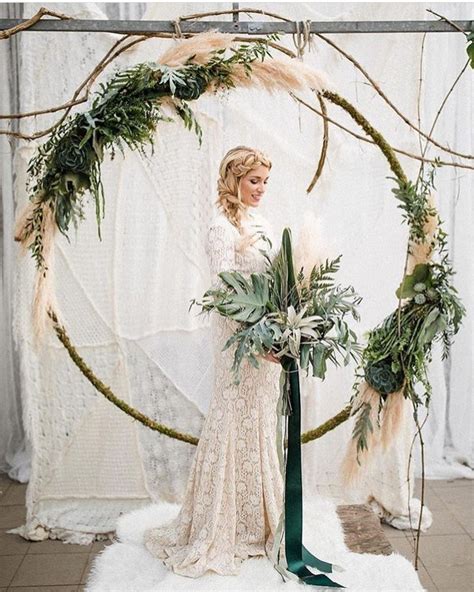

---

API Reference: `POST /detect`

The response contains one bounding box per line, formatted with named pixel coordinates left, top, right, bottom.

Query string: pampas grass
left=407, top=193, right=438, bottom=274
left=293, top=211, right=333, bottom=284
left=342, top=382, right=408, bottom=485
left=341, top=381, right=381, bottom=485
left=159, top=30, right=328, bottom=95
left=159, top=30, right=235, bottom=67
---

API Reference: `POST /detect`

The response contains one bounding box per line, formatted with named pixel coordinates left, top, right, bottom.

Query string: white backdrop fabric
left=1, top=2, right=472, bottom=543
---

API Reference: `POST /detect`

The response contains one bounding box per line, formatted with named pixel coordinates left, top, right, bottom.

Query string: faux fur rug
left=85, top=497, right=423, bottom=591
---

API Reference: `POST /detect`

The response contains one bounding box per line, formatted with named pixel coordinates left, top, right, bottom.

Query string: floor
left=0, top=473, right=472, bottom=591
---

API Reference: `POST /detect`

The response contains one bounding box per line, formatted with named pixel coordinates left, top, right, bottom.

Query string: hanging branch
left=306, top=92, right=329, bottom=193
left=1, top=5, right=471, bottom=167
left=0, top=6, right=71, bottom=40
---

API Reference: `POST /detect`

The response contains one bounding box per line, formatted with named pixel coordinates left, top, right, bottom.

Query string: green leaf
left=396, top=263, right=431, bottom=299
left=311, top=343, right=328, bottom=378
left=467, top=31, right=474, bottom=68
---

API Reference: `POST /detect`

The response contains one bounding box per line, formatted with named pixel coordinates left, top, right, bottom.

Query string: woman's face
left=239, top=165, right=270, bottom=208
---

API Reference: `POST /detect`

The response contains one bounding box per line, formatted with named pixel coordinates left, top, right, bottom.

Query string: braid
left=216, top=146, right=272, bottom=233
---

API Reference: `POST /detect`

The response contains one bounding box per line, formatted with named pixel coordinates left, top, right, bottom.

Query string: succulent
left=365, top=357, right=405, bottom=396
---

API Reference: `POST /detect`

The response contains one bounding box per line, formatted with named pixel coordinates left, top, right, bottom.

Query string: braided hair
left=216, top=146, right=272, bottom=232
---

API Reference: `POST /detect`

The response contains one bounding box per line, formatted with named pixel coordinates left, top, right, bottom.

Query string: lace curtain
left=1, top=2, right=472, bottom=542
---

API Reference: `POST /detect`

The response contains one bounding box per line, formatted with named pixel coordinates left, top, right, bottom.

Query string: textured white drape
left=1, top=2, right=472, bottom=542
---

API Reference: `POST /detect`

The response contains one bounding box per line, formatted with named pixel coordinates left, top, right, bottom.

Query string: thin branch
left=290, top=92, right=474, bottom=171
left=0, top=6, right=71, bottom=40
left=306, top=92, right=329, bottom=192
left=179, top=7, right=291, bottom=23
left=419, top=58, right=471, bottom=175
left=412, top=407, right=426, bottom=570
left=426, top=8, right=468, bottom=36
left=315, top=33, right=474, bottom=161
left=0, top=34, right=158, bottom=139
left=0, top=31, right=294, bottom=134
left=406, top=410, right=429, bottom=570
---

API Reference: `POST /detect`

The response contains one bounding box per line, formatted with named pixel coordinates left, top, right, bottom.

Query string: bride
left=143, top=145, right=286, bottom=577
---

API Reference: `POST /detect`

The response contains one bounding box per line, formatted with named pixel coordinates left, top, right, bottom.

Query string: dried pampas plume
left=341, top=382, right=381, bottom=486
left=293, top=211, right=333, bottom=284
left=341, top=382, right=407, bottom=486
left=14, top=199, right=60, bottom=343
left=159, top=30, right=328, bottom=95
left=159, top=30, right=236, bottom=67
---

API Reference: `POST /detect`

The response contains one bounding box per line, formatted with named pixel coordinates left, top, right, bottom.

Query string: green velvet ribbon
left=277, top=357, right=344, bottom=588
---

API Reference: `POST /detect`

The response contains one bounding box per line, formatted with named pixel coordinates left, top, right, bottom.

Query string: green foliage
left=191, top=227, right=362, bottom=384
left=349, top=164, right=466, bottom=458
left=352, top=402, right=374, bottom=457
left=23, top=39, right=274, bottom=271
left=467, top=30, right=474, bottom=68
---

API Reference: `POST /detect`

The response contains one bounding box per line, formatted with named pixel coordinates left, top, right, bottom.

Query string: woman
left=144, top=146, right=284, bottom=578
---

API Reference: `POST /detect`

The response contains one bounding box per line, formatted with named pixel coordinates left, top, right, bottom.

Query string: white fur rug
left=85, top=497, right=423, bottom=591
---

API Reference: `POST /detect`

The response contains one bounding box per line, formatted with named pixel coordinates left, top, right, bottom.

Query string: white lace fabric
left=143, top=212, right=285, bottom=577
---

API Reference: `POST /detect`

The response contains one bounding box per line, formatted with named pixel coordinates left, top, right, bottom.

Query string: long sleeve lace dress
left=143, top=210, right=284, bottom=578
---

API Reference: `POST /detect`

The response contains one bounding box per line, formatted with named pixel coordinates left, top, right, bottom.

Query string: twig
left=179, top=7, right=291, bottom=23
left=406, top=411, right=429, bottom=568
left=306, top=92, right=329, bottom=192
left=0, top=34, right=158, bottom=139
left=412, top=406, right=426, bottom=570
left=315, top=33, right=474, bottom=161
left=0, top=32, right=294, bottom=136
left=416, top=33, right=427, bottom=180
left=418, top=58, right=471, bottom=177
left=0, top=6, right=71, bottom=40
left=426, top=8, right=468, bottom=36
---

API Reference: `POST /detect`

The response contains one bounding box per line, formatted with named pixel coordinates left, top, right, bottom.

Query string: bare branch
left=315, top=33, right=474, bottom=161
left=0, top=6, right=71, bottom=40
left=426, top=8, right=468, bottom=36
left=306, top=92, right=329, bottom=192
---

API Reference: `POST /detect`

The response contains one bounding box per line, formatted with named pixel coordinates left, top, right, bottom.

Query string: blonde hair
left=216, top=146, right=272, bottom=231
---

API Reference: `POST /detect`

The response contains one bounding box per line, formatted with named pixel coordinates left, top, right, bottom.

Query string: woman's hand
left=262, top=351, right=281, bottom=364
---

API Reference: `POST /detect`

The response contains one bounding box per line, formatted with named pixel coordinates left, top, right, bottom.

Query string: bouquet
left=191, top=227, right=362, bottom=386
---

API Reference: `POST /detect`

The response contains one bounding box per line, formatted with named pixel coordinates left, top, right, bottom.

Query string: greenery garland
left=19, top=35, right=465, bottom=453
left=24, top=39, right=275, bottom=271
left=348, top=164, right=466, bottom=457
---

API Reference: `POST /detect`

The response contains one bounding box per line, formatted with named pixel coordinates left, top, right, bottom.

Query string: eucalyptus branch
left=0, top=6, right=71, bottom=40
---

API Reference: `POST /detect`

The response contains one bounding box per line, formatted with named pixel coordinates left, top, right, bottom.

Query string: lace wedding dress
left=143, top=210, right=284, bottom=578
